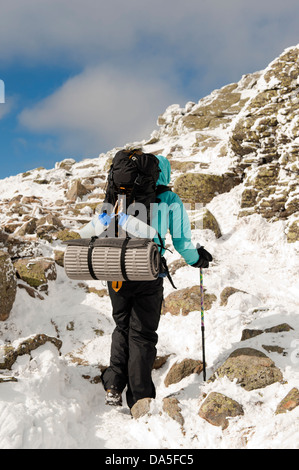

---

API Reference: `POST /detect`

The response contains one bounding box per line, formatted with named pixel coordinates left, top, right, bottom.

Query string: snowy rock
left=17, top=283, right=45, bottom=300
left=36, top=214, right=64, bottom=229
left=162, top=286, right=216, bottom=316
left=181, top=83, right=243, bottom=131
left=286, top=219, right=299, bottom=243
left=0, top=334, right=62, bottom=370
left=66, top=180, right=89, bottom=201
left=241, top=323, right=294, bottom=341
left=200, top=208, right=222, bottom=238
left=162, top=396, right=184, bottom=426
left=55, top=158, right=76, bottom=171
left=220, top=286, right=248, bottom=306
left=174, top=173, right=241, bottom=205
left=275, top=388, right=299, bottom=414
left=209, top=348, right=283, bottom=391
left=0, top=250, right=17, bottom=321
left=13, top=257, right=57, bottom=293
left=5, top=236, right=42, bottom=259
left=0, top=230, right=9, bottom=245
left=199, top=392, right=244, bottom=430
left=131, top=398, right=152, bottom=419
left=14, top=218, right=37, bottom=237
left=153, top=354, right=171, bottom=370
left=54, top=250, right=65, bottom=267
left=52, top=229, right=80, bottom=241
left=164, top=358, right=203, bottom=387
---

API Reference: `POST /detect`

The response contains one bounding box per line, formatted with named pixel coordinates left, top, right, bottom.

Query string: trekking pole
left=200, top=267, right=206, bottom=381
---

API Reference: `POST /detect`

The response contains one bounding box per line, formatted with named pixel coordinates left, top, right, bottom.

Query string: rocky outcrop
left=0, top=250, right=17, bottom=321
left=230, top=49, right=299, bottom=236
left=174, top=173, right=241, bottom=205
left=152, top=46, right=299, bottom=241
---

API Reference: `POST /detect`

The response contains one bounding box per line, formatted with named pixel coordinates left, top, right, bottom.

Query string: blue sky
left=0, top=0, right=299, bottom=179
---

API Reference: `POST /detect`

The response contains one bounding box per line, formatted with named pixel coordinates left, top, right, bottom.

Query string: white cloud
left=0, top=95, right=17, bottom=120
left=5, top=0, right=299, bottom=156
left=1, top=1, right=299, bottom=77
left=18, top=65, right=184, bottom=154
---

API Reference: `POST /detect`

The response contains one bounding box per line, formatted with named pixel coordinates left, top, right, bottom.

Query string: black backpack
left=104, top=149, right=161, bottom=218
left=102, top=149, right=176, bottom=288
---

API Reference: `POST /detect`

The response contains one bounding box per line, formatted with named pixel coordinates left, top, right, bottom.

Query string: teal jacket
left=151, top=155, right=200, bottom=266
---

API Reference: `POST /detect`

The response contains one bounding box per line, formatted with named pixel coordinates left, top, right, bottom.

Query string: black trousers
left=101, top=277, right=164, bottom=409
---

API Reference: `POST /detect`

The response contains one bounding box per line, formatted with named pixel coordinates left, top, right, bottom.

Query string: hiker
left=100, top=150, right=213, bottom=409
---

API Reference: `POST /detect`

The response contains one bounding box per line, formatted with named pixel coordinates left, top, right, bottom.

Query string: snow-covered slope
left=0, top=45, right=298, bottom=450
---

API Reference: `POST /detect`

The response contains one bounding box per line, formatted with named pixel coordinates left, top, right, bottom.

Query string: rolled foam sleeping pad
left=63, top=237, right=160, bottom=281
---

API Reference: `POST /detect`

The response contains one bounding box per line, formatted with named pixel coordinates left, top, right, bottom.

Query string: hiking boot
left=105, top=387, right=122, bottom=407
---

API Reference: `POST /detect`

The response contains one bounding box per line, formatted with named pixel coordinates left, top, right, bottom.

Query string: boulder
left=0, top=230, right=9, bottom=246
left=13, top=257, right=57, bottom=292
left=162, top=396, right=185, bottom=426
left=66, top=180, right=89, bottom=201
left=131, top=398, right=152, bottom=419
left=162, top=285, right=216, bottom=316
left=36, top=224, right=57, bottom=241
left=14, top=218, right=37, bottom=236
left=53, top=229, right=81, bottom=241
left=54, top=250, right=65, bottom=267
left=56, top=158, right=76, bottom=171
left=199, top=392, right=244, bottom=430
left=164, top=358, right=203, bottom=387
left=275, top=388, right=299, bottom=414
left=201, top=208, right=222, bottom=238
left=0, top=250, right=17, bottom=321
left=36, top=214, right=64, bottom=229
left=153, top=354, right=171, bottom=370
left=209, top=348, right=283, bottom=391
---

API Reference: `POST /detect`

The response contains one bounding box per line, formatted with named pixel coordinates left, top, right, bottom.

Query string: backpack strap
left=156, top=232, right=177, bottom=289
left=160, top=256, right=177, bottom=289
left=156, top=185, right=172, bottom=196
left=87, top=236, right=99, bottom=280
left=120, top=236, right=130, bottom=281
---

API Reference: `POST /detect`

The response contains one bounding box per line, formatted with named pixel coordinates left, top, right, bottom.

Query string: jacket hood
left=155, top=155, right=171, bottom=186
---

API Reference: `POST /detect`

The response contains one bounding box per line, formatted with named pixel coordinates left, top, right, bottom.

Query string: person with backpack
left=100, top=149, right=213, bottom=409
